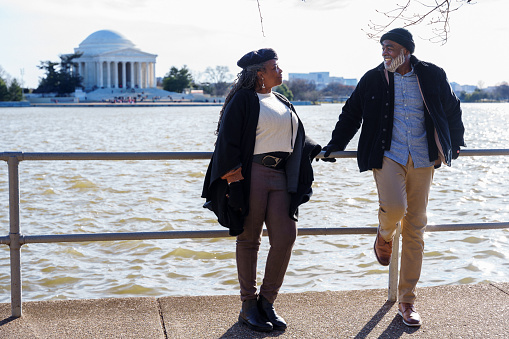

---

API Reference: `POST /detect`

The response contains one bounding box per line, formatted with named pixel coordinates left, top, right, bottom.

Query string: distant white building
left=450, top=82, right=477, bottom=94
left=288, top=72, right=357, bottom=89
left=71, top=30, right=157, bottom=91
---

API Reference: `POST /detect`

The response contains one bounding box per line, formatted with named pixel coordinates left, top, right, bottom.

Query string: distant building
left=450, top=82, right=477, bottom=95
left=71, top=30, right=158, bottom=91
left=288, top=72, right=357, bottom=89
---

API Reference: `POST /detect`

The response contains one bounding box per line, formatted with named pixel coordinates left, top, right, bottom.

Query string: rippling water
left=0, top=103, right=508, bottom=302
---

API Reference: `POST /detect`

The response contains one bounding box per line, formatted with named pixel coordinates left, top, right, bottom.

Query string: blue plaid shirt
left=384, top=68, right=434, bottom=168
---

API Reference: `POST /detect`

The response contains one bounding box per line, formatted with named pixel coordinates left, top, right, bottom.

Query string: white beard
left=384, top=49, right=406, bottom=73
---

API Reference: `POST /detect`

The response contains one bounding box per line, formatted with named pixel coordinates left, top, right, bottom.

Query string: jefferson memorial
left=73, top=30, right=157, bottom=91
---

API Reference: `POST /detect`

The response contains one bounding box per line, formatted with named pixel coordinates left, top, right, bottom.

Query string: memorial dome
left=77, top=30, right=136, bottom=55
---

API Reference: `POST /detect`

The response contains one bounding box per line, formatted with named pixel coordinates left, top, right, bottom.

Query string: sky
left=1, top=0, right=508, bottom=89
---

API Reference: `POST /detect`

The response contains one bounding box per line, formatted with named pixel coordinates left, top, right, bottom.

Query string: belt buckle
left=262, top=155, right=281, bottom=168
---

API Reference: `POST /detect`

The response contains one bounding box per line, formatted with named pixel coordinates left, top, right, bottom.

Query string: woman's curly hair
left=216, top=62, right=266, bottom=134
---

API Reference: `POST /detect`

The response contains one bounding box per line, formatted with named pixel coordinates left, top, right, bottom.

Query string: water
left=0, top=103, right=508, bottom=302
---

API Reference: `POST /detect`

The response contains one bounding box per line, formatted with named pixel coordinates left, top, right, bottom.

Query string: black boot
left=258, top=294, right=287, bottom=331
left=238, top=299, right=273, bottom=332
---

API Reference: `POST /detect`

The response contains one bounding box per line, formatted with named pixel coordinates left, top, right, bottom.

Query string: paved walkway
left=1, top=282, right=508, bottom=338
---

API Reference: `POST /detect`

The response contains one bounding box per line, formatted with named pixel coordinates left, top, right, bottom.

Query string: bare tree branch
left=363, top=0, right=474, bottom=45
left=257, top=0, right=306, bottom=37
left=257, top=0, right=265, bottom=37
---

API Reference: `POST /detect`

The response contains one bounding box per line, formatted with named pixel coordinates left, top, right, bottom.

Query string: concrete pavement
left=1, top=282, right=508, bottom=338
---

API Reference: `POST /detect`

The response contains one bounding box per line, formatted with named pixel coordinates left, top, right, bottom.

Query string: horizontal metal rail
left=2, top=148, right=509, bottom=162
left=0, top=151, right=213, bottom=161
left=1, top=149, right=509, bottom=318
left=1, top=223, right=509, bottom=246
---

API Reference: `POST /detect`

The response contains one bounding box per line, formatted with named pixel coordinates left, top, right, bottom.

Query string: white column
left=95, top=61, right=100, bottom=89
left=106, top=62, right=111, bottom=88
left=129, top=62, right=134, bottom=89
left=122, top=62, right=126, bottom=89
left=145, top=62, right=149, bottom=89
left=86, top=62, right=91, bottom=89
left=151, top=62, right=156, bottom=88
left=141, top=62, right=145, bottom=88
left=137, top=62, right=142, bottom=88
left=99, top=61, right=104, bottom=88
left=80, top=62, right=85, bottom=87
left=147, top=62, right=151, bottom=88
left=114, top=62, right=119, bottom=88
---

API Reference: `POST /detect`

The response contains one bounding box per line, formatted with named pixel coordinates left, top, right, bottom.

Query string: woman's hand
left=227, top=181, right=245, bottom=212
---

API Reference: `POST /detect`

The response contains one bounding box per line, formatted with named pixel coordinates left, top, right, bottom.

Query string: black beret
left=237, top=48, right=278, bottom=69
left=380, top=28, right=415, bottom=54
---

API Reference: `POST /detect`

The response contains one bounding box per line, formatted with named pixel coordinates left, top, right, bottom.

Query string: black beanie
left=380, top=28, right=415, bottom=54
left=237, top=48, right=278, bottom=69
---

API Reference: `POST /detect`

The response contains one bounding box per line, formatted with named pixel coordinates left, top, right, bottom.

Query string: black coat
left=327, top=55, right=465, bottom=172
left=202, top=88, right=321, bottom=236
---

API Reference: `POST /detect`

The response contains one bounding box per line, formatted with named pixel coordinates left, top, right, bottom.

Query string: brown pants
left=373, top=156, right=434, bottom=303
left=236, top=162, right=297, bottom=304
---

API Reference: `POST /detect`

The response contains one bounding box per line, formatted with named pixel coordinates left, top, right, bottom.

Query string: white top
left=253, top=92, right=298, bottom=155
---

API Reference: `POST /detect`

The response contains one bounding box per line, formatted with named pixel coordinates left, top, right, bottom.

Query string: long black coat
left=202, top=88, right=321, bottom=235
left=327, top=55, right=465, bottom=172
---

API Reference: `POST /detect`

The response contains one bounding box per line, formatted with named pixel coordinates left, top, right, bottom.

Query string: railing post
left=8, top=155, right=22, bottom=318
left=388, top=224, right=401, bottom=302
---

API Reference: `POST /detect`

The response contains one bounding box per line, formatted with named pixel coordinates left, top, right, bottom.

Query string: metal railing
left=1, top=149, right=509, bottom=318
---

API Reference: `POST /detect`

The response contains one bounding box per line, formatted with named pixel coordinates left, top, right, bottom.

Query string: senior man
left=322, top=28, right=465, bottom=326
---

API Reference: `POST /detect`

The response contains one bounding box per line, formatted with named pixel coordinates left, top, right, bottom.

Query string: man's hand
left=320, top=144, right=341, bottom=162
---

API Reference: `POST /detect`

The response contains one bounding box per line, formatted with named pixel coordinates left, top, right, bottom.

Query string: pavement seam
left=489, top=283, right=509, bottom=296
left=157, top=298, right=168, bottom=339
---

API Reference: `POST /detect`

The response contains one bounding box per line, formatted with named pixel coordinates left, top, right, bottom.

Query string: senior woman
left=202, top=48, right=321, bottom=332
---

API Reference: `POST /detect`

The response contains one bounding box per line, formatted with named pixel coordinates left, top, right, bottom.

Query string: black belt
left=252, top=152, right=290, bottom=169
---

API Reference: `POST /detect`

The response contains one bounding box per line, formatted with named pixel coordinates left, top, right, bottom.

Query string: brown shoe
left=398, top=303, right=422, bottom=327
left=374, top=228, right=392, bottom=266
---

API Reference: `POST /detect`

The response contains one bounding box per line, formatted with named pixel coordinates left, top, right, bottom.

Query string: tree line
left=33, top=53, right=83, bottom=95
left=0, top=66, right=23, bottom=101
left=162, top=66, right=509, bottom=102
left=458, top=83, right=509, bottom=102
left=161, top=65, right=355, bottom=102
left=160, top=65, right=233, bottom=97
left=1, top=53, right=84, bottom=101
left=4, top=59, right=508, bottom=103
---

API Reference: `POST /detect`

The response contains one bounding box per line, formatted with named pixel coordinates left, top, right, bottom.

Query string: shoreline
left=29, top=101, right=223, bottom=107
left=1, top=101, right=318, bottom=107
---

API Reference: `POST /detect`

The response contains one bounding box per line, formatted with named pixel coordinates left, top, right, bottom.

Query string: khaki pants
left=373, top=156, right=434, bottom=303
left=236, top=163, right=297, bottom=304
